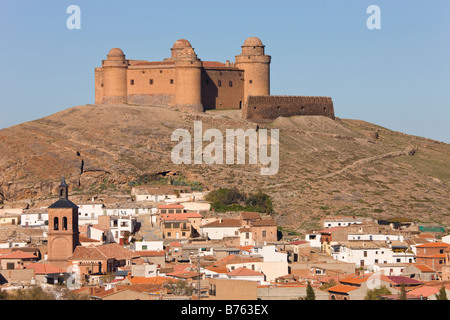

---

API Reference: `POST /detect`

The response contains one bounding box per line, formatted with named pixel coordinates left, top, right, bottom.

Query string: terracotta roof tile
left=227, top=266, right=264, bottom=277
left=327, top=284, right=359, bottom=294
left=416, top=242, right=449, bottom=248
left=201, top=219, right=242, bottom=228
left=0, top=250, right=38, bottom=260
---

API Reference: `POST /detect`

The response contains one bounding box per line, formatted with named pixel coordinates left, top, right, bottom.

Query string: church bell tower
left=47, top=176, right=80, bottom=268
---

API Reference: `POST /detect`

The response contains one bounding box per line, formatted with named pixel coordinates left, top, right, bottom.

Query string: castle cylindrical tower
left=174, top=42, right=203, bottom=113
left=101, top=48, right=128, bottom=104
left=235, top=37, right=271, bottom=103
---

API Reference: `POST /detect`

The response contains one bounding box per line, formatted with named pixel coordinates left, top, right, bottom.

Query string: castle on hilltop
left=95, top=37, right=335, bottom=121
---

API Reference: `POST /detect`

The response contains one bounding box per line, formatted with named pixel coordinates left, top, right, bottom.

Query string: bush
left=206, top=188, right=273, bottom=214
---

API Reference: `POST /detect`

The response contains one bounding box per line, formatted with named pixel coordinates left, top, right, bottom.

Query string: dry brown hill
left=0, top=104, right=449, bottom=233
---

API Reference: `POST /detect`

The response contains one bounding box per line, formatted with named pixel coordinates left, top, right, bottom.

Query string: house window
left=142, top=245, right=148, bottom=250
left=218, top=80, right=222, bottom=87
left=149, top=79, right=153, bottom=85
left=209, top=285, right=216, bottom=296
left=364, top=251, right=367, bottom=257
left=249, top=80, right=253, bottom=84
left=262, top=231, right=267, bottom=238
left=229, top=81, right=233, bottom=87
left=130, top=79, right=134, bottom=85
left=170, top=79, right=174, bottom=84
left=167, top=232, right=171, bottom=237
left=396, top=258, right=401, bottom=263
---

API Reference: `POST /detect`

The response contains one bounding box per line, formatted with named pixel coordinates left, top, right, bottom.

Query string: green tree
left=304, top=281, right=316, bottom=300
left=398, top=282, right=407, bottom=300
left=364, top=286, right=392, bottom=300
left=435, top=285, right=448, bottom=300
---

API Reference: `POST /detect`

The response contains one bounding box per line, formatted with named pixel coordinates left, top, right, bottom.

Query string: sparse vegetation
left=206, top=188, right=273, bottom=214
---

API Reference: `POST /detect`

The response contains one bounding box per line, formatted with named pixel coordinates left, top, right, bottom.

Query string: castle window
left=249, top=80, right=253, bottom=84
left=229, top=81, right=233, bottom=87
left=130, top=79, right=135, bottom=85
left=160, top=70, right=163, bottom=73
left=149, top=79, right=153, bottom=85
left=54, top=217, right=59, bottom=231
left=142, top=71, right=145, bottom=74
left=218, top=80, right=222, bottom=87
left=63, top=217, right=68, bottom=231
left=101, top=83, right=103, bottom=87
left=170, top=79, right=174, bottom=84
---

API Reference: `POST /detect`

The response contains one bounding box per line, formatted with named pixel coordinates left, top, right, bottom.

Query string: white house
left=0, top=241, right=28, bottom=249
left=322, top=216, right=366, bottom=228
left=200, top=218, right=242, bottom=240
left=348, top=233, right=404, bottom=242
left=110, top=216, right=136, bottom=244
left=332, top=242, right=389, bottom=268
left=78, top=203, right=105, bottom=220
left=332, top=241, right=414, bottom=268
left=442, top=235, right=450, bottom=245
left=226, top=266, right=266, bottom=283
left=21, top=211, right=48, bottom=227
left=251, top=245, right=287, bottom=263
left=134, top=241, right=164, bottom=251
left=373, top=263, right=409, bottom=276
left=239, top=227, right=255, bottom=246
left=304, top=233, right=322, bottom=248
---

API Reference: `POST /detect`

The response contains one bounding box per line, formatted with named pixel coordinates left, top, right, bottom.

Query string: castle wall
left=201, top=68, right=244, bottom=110
left=95, top=68, right=103, bottom=105
left=102, top=64, right=128, bottom=104
left=126, top=66, right=176, bottom=106
left=243, top=95, right=335, bottom=121
left=175, top=61, right=203, bottom=113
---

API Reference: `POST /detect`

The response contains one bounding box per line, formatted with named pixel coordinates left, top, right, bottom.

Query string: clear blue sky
left=0, top=0, right=449, bottom=142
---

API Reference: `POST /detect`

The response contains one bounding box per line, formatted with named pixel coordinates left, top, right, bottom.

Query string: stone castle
left=95, top=37, right=335, bottom=121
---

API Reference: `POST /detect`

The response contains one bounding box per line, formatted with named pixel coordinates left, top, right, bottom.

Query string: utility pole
left=197, top=254, right=201, bottom=300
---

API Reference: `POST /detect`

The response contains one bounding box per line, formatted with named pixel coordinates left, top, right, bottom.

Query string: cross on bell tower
left=59, top=176, right=69, bottom=199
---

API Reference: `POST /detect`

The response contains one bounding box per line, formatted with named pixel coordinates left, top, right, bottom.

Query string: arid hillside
left=0, top=104, right=449, bottom=233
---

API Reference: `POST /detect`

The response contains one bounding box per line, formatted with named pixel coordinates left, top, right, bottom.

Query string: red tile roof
left=69, top=243, right=137, bottom=261
left=24, top=263, right=66, bottom=274
left=201, top=219, right=242, bottom=228
left=407, top=286, right=440, bottom=298
left=385, top=276, right=422, bottom=285
left=135, top=250, right=165, bottom=257
left=416, top=242, right=449, bottom=248
left=227, top=266, right=264, bottom=277
left=158, top=204, right=184, bottom=209
left=412, top=264, right=436, bottom=272
left=0, top=250, right=38, bottom=260
left=327, top=284, right=359, bottom=294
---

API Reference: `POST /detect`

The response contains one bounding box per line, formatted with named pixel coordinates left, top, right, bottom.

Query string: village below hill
left=0, top=180, right=449, bottom=301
